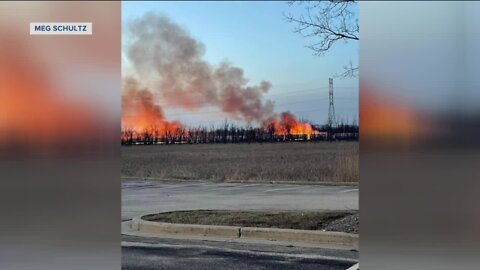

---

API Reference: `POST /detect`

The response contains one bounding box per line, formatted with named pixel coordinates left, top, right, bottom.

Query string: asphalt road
left=122, top=180, right=358, bottom=220
left=122, top=235, right=358, bottom=270
left=122, top=180, right=359, bottom=269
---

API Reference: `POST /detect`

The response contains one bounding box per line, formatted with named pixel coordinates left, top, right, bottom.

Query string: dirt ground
left=143, top=210, right=359, bottom=233
left=122, top=142, right=358, bottom=182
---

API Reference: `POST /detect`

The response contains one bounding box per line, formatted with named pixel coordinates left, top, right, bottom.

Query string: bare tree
left=121, top=120, right=359, bottom=145
left=285, top=0, right=358, bottom=77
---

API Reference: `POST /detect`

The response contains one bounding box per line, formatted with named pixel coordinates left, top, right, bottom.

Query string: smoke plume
left=123, top=12, right=275, bottom=128
left=122, top=77, right=181, bottom=132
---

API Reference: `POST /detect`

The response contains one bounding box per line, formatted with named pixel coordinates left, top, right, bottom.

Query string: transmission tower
left=327, top=78, right=337, bottom=128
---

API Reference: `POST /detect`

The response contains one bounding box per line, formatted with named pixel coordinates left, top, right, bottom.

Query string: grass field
left=122, top=142, right=358, bottom=182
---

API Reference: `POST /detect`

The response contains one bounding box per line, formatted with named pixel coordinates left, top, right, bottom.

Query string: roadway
left=122, top=235, right=358, bottom=270
left=121, top=179, right=359, bottom=269
left=122, top=180, right=358, bottom=221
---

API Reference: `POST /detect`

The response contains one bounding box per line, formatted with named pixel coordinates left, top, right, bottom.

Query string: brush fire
left=121, top=13, right=357, bottom=145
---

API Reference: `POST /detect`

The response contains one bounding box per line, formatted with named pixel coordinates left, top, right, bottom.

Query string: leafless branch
left=285, top=0, right=358, bottom=77
left=334, top=60, right=358, bottom=78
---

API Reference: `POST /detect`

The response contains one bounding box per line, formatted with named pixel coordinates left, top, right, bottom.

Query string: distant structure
left=327, top=78, right=337, bottom=128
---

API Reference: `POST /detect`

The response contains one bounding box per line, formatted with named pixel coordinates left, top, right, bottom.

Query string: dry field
left=143, top=210, right=359, bottom=233
left=122, top=142, right=358, bottom=182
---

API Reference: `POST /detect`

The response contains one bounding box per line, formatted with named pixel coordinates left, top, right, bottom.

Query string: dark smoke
left=124, top=12, right=275, bottom=123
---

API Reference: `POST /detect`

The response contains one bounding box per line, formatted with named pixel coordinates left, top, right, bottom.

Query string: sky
left=122, top=1, right=358, bottom=126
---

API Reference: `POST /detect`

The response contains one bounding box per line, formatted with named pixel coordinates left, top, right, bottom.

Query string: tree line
left=121, top=122, right=358, bottom=145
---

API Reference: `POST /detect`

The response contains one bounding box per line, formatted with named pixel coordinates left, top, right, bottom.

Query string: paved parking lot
left=122, top=180, right=358, bottom=220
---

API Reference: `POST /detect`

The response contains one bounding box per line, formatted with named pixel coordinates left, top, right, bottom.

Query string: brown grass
left=122, top=142, right=358, bottom=182
left=335, top=143, right=359, bottom=182
left=143, top=210, right=357, bottom=232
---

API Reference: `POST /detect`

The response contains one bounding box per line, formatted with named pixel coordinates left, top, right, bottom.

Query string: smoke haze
left=122, top=12, right=275, bottom=129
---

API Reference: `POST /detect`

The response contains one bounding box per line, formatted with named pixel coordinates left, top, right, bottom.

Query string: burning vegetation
left=121, top=119, right=358, bottom=145
left=121, top=13, right=358, bottom=145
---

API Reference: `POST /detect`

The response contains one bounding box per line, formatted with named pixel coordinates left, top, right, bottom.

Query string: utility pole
left=327, top=78, right=337, bottom=128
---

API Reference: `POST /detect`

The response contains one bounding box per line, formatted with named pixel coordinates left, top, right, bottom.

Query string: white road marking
left=346, top=263, right=359, bottom=270
left=339, top=189, right=358, bottom=193
left=264, top=186, right=309, bottom=192
left=230, top=184, right=262, bottom=189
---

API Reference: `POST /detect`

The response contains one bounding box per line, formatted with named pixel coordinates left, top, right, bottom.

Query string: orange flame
left=263, top=112, right=319, bottom=140
left=121, top=78, right=185, bottom=137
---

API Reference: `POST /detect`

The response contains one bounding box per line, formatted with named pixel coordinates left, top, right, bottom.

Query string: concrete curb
left=132, top=215, right=359, bottom=249
left=122, top=177, right=358, bottom=186
left=241, top=227, right=358, bottom=248
left=132, top=216, right=240, bottom=238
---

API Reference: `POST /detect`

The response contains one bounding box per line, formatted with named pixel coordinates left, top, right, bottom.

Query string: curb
left=132, top=216, right=241, bottom=238
left=241, top=227, right=358, bottom=248
left=132, top=215, right=359, bottom=249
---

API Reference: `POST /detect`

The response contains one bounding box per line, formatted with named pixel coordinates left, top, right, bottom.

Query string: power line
left=131, top=85, right=357, bottom=105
